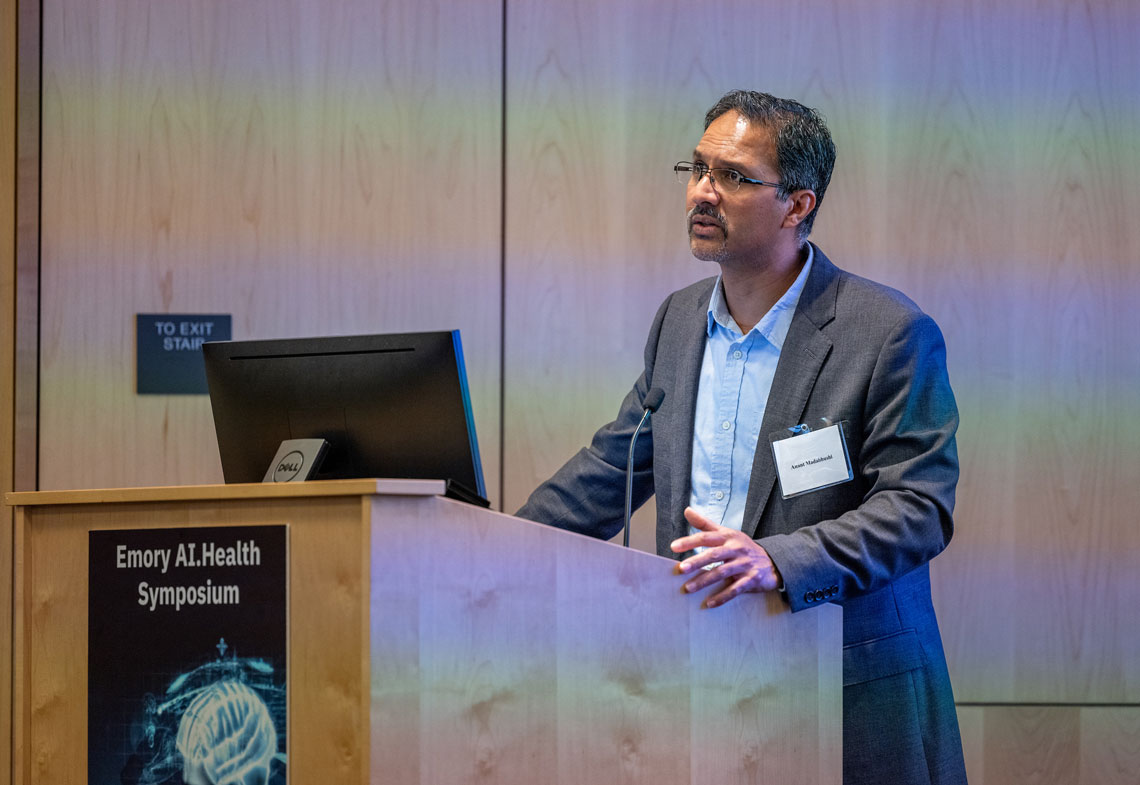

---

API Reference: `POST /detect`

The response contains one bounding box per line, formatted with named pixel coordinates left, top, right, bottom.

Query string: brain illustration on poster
left=88, top=526, right=288, bottom=785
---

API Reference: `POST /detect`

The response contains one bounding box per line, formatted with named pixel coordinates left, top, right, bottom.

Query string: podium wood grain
left=13, top=488, right=384, bottom=784
left=11, top=484, right=840, bottom=785
left=365, top=495, right=841, bottom=784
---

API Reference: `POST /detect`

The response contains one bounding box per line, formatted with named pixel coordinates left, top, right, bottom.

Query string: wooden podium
left=7, top=480, right=841, bottom=784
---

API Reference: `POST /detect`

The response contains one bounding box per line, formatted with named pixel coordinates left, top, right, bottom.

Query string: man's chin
left=689, top=238, right=728, bottom=263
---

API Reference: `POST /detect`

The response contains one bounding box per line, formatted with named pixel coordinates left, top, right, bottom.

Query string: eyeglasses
left=674, top=161, right=781, bottom=192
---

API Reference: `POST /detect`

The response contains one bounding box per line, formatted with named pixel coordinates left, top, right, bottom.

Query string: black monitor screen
left=203, top=330, right=485, bottom=500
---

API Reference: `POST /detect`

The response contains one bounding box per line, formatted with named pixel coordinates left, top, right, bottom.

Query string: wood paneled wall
left=12, top=0, right=38, bottom=499
left=958, top=705, right=1140, bottom=785
left=500, top=2, right=1139, bottom=783
left=2, top=1, right=18, bottom=781
left=18, top=1, right=1140, bottom=783
left=37, top=0, right=504, bottom=504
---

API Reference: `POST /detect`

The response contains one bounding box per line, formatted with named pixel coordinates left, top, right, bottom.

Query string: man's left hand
left=670, top=507, right=782, bottom=608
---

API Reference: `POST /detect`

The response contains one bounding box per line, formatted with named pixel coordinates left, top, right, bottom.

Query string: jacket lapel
left=741, top=245, right=839, bottom=538
left=665, top=279, right=715, bottom=544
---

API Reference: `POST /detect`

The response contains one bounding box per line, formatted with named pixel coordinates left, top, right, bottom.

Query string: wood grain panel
left=13, top=0, right=39, bottom=495
left=1079, top=707, right=1140, bottom=785
left=13, top=494, right=376, bottom=784
left=6, top=476, right=443, bottom=507
left=368, top=498, right=423, bottom=785
left=957, top=705, right=1140, bottom=785
left=13, top=489, right=841, bottom=784
left=369, top=497, right=841, bottom=785
left=689, top=590, right=842, bottom=784
left=987, top=706, right=1081, bottom=784
left=37, top=0, right=503, bottom=504
left=557, top=528, right=690, bottom=784
left=419, top=501, right=558, bottom=784
left=1007, top=1, right=1140, bottom=705
left=956, top=706, right=986, bottom=785
left=287, top=497, right=370, bottom=784
left=2, top=1, right=17, bottom=782
left=876, top=1, right=1024, bottom=704
left=924, top=1, right=1140, bottom=704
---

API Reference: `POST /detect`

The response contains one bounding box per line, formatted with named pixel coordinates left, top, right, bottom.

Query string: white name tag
left=770, top=423, right=853, bottom=498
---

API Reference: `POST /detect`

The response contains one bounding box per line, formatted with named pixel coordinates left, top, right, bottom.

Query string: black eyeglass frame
left=673, top=161, right=782, bottom=191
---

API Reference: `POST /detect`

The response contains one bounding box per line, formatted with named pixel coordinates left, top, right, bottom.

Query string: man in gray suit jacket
left=517, top=90, right=967, bottom=784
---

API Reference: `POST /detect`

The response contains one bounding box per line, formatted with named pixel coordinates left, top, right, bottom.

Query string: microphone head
left=643, top=387, right=665, bottom=413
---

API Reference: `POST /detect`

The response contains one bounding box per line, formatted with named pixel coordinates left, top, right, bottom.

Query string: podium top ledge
left=5, top=478, right=448, bottom=507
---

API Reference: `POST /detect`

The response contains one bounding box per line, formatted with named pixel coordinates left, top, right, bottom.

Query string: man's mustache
left=688, top=204, right=726, bottom=229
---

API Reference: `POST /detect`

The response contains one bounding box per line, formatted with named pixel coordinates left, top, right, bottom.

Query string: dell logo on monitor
left=272, top=451, right=306, bottom=482
left=260, top=438, right=328, bottom=483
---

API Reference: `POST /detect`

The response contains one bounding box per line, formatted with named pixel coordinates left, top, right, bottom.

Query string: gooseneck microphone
left=623, top=387, right=665, bottom=548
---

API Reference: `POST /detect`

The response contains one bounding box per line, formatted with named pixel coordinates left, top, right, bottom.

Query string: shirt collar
left=705, top=243, right=815, bottom=350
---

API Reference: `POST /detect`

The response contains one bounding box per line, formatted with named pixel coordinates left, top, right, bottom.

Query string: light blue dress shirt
left=688, top=246, right=814, bottom=535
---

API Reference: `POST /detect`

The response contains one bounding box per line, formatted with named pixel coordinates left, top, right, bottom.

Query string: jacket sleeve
left=757, top=310, right=959, bottom=611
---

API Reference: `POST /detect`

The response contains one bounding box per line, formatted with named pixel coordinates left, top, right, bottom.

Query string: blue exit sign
left=136, top=314, right=232, bottom=395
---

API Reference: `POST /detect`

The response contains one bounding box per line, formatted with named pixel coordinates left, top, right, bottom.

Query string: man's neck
left=719, top=243, right=808, bottom=334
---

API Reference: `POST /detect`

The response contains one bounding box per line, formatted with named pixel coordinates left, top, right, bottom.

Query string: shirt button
left=733, top=350, right=743, bottom=359
left=714, top=490, right=725, bottom=500
left=721, top=420, right=731, bottom=431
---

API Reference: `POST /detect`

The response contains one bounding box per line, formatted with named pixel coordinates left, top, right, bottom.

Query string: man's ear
left=782, top=189, right=817, bottom=229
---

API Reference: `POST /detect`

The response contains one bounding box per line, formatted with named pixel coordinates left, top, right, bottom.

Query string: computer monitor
left=202, top=330, right=486, bottom=503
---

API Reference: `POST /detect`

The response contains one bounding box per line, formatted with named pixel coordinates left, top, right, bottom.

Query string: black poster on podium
left=88, top=525, right=288, bottom=785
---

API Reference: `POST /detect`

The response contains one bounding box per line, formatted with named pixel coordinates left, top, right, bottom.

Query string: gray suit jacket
left=518, top=246, right=967, bottom=784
